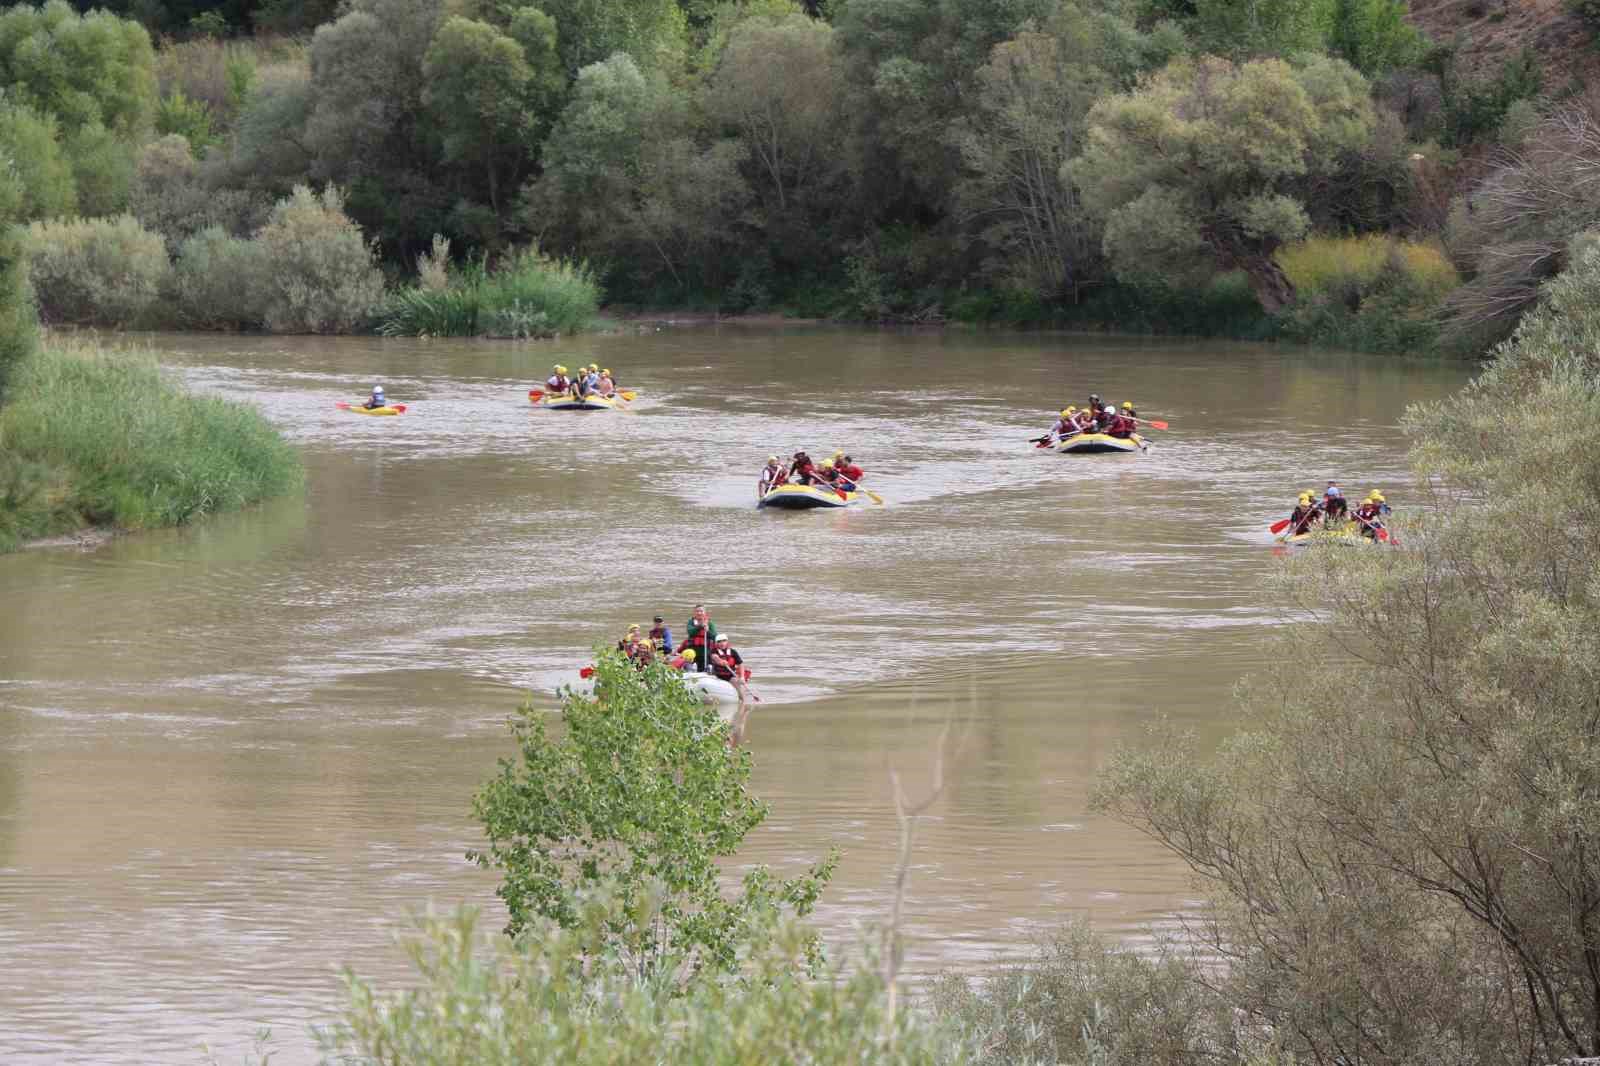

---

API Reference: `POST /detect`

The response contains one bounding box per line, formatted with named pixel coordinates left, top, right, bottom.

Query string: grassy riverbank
left=0, top=340, right=302, bottom=552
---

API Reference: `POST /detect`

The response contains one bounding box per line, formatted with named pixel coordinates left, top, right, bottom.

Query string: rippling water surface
left=0, top=327, right=1472, bottom=1063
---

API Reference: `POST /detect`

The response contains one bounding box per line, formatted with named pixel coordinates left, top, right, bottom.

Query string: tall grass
left=1275, top=235, right=1461, bottom=354
left=1277, top=234, right=1459, bottom=300
left=378, top=248, right=601, bottom=339
left=0, top=340, right=302, bottom=551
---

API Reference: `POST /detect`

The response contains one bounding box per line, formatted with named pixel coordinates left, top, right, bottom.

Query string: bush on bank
left=378, top=245, right=600, bottom=339
left=0, top=339, right=302, bottom=551
left=24, top=214, right=170, bottom=327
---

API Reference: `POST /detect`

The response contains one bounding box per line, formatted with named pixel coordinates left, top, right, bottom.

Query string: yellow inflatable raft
left=757, top=483, right=862, bottom=509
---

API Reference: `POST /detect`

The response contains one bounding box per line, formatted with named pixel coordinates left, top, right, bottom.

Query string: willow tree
left=1070, top=53, right=1374, bottom=312
left=1097, top=237, right=1600, bottom=1063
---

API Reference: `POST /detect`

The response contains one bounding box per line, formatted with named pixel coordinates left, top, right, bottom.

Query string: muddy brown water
left=0, top=327, right=1473, bottom=1063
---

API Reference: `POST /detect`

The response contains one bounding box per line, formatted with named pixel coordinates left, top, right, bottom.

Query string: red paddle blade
left=334, top=401, right=350, bottom=409
left=528, top=389, right=543, bottom=401
left=1270, top=518, right=1291, bottom=533
left=579, top=666, right=595, bottom=679
left=1377, top=529, right=1389, bottom=541
left=392, top=404, right=407, bottom=413
left=1148, top=419, right=1169, bottom=430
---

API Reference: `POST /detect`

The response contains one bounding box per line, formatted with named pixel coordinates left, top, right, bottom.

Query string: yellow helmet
left=555, top=364, right=567, bottom=373
left=1299, top=494, right=1311, bottom=503
left=602, top=368, right=611, bottom=375
left=766, top=454, right=779, bottom=462
left=821, top=460, right=834, bottom=469
left=589, top=363, right=599, bottom=370
left=1060, top=409, right=1071, bottom=417
left=1121, top=401, right=1133, bottom=409
left=1374, top=492, right=1386, bottom=501
left=681, top=648, right=696, bottom=661
left=1362, top=497, right=1374, bottom=505
left=627, top=623, right=640, bottom=631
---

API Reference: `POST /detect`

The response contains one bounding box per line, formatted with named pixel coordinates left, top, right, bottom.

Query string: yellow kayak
left=337, top=402, right=406, bottom=416
left=757, top=483, right=862, bottom=509
left=1054, top=432, right=1144, bottom=454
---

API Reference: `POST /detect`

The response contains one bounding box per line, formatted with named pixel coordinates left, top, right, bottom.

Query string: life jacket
left=1108, top=414, right=1134, bottom=438
left=648, top=625, right=670, bottom=651
left=793, top=459, right=816, bottom=483
left=547, top=375, right=568, bottom=391
left=710, top=647, right=742, bottom=680
left=838, top=463, right=864, bottom=481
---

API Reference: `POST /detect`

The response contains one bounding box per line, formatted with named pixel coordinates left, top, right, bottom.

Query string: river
left=0, top=326, right=1473, bottom=1063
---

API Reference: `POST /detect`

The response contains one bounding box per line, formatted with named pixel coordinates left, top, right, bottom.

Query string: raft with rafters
left=757, top=483, right=863, bottom=509
left=1276, top=522, right=1382, bottom=547
left=1053, top=432, right=1144, bottom=454
left=530, top=390, right=622, bottom=411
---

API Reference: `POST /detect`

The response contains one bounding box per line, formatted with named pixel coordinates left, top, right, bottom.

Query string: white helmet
left=374, top=385, right=384, bottom=394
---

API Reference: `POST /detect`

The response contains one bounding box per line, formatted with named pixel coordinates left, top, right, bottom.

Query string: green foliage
left=422, top=17, right=531, bottom=213
left=379, top=246, right=600, bottom=337
left=0, top=101, right=75, bottom=221
left=0, top=215, right=36, bottom=409
left=1072, top=53, right=1375, bottom=313
left=1093, top=237, right=1600, bottom=1062
left=469, top=650, right=835, bottom=971
left=169, top=225, right=269, bottom=329
left=534, top=0, right=687, bottom=75
left=0, top=1, right=158, bottom=137
left=23, top=214, right=170, bottom=326
left=321, top=901, right=961, bottom=1066
left=64, top=122, right=135, bottom=217
left=931, top=920, right=1245, bottom=1065
left=1327, top=0, right=1427, bottom=75
left=154, top=89, right=216, bottom=156
left=0, top=340, right=301, bottom=551
left=1190, top=0, right=1333, bottom=57
left=252, top=183, right=384, bottom=333
left=1437, top=45, right=1542, bottom=147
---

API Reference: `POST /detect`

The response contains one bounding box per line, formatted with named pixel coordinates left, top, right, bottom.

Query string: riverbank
left=0, top=339, right=302, bottom=552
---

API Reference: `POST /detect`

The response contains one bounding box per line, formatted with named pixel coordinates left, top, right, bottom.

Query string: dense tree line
left=5, top=0, right=1592, bottom=346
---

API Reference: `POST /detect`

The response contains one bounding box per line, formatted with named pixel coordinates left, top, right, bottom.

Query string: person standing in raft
left=648, top=615, right=673, bottom=655
left=362, top=385, right=387, bottom=409
left=678, top=603, right=719, bottom=672
left=758, top=455, right=787, bottom=496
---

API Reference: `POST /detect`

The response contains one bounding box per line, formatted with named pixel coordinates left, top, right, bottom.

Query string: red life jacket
left=793, top=459, right=816, bottom=483
left=838, top=463, right=864, bottom=481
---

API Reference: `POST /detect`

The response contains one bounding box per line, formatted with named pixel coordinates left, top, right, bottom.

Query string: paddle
left=1350, top=511, right=1391, bottom=543
left=833, top=473, right=883, bottom=505
left=1270, top=517, right=1293, bottom=534
left=1133, top=416, right=1170, bottom=430
left=336, top=401, right=407, bottom=413
left=528, top=388, right=543, bottom=401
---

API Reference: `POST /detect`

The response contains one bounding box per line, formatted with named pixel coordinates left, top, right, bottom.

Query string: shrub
left=0, top=340, right=301, bottom=550
left=378, top=247, right=599, bottom=338
left=322, top=901, right=960, bottom=1066
left=24, top=215, right=170, bottom=327
left=471, top=651, right=835, bottom=969
left=1274, top=235, right=1458, bottom=353
left=931, top=921, right=1244, bottom=1065
left=254, top=184, right=384, bottom=334
left=170, top=226, right=269, bottom=330
left=154, top=90, right=216, bottom=156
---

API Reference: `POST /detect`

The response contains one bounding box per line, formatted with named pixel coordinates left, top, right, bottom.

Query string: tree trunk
left=1241, top=254, right=1296, bottom=314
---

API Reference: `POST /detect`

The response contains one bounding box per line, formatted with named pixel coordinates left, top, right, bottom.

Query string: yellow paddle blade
left=865, top=490, right=884, bottom=505
left=619, top=390, right=637, bottom=401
